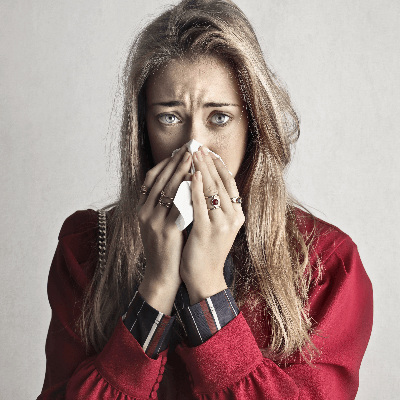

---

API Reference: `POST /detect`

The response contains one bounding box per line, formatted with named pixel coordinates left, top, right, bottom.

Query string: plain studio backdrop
left=1, top=0, right=399, bottom=398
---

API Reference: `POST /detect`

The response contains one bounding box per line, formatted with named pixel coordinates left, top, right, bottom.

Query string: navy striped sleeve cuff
left=178, top=288, right=239, bottom=347
left=122, top=291, right=176, bottom=359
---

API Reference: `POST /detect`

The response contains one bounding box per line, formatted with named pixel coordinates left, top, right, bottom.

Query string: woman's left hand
left=180, top=146, right=245, bottom=305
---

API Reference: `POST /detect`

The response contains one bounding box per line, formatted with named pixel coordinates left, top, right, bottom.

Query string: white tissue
left=172, top=139, right=232, bottom=231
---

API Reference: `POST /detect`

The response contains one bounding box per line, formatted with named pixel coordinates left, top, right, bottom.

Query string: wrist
left=185, top=281, right=228, bottom=306
left=138, top=277, right=180, bottom=315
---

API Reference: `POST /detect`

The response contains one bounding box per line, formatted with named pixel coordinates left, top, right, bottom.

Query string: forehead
left=146, top=56, right=243, bottom=104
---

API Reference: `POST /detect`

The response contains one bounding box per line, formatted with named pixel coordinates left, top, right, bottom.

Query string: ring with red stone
left=205, top=193, right=221, bottom=211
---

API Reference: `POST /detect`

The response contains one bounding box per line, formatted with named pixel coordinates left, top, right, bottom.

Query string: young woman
left=38, top=1, right=373, bottom=399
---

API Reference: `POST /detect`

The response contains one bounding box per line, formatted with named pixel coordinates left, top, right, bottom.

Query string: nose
left=184, top=118, right=209, bottom=149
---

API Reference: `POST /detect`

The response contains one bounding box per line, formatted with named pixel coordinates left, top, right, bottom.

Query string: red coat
left=38, top=209, right=373, bottom=399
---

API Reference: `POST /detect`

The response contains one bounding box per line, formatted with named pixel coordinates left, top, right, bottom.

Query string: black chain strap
left=97, top=210, right=106, bottom=273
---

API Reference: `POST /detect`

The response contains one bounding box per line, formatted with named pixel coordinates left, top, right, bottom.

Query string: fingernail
left=201, top=146, right=209, bottom=155
left=184, top=152, right=191, bottom=162
left=196, top=171, right=202, bottom=181
left=209, top=152, right=217, bottom=160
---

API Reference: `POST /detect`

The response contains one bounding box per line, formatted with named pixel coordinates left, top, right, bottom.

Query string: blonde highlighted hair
left=79, top=0, right=320, bottom=364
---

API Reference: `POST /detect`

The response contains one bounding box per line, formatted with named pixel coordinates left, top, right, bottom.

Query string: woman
left=38, top=0, right=373, bottom=399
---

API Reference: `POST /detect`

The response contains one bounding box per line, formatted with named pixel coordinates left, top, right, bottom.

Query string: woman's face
left=145, top=56, right=248, bottom=178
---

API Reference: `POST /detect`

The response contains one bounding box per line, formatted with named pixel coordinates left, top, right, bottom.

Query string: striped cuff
left=178, top=288, right=239, bottom=347
left=122, top=291, right=176, bottom=359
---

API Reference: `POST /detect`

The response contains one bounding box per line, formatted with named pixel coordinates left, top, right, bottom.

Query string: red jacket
left=38, top=209, right=373, bottom=399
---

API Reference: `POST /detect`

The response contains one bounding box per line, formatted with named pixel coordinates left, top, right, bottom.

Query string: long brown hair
left=79, top=0, right=321, bottom=363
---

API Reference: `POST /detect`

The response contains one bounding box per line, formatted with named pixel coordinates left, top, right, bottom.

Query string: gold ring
left=230, top=197, right=242, bottom=204
left=160, top=189, right=174, bottom=201
left=158, top=199, right=172, bottom=209
left=140, top=185, right=149, bottom=195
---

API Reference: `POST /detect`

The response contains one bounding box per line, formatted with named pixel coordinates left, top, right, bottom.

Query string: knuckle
left=236, top=213, right=246, bottom=227
left=205, top=184, right=217, bottom=194
left=155, top=174, right=167, bottom=186
left=233, top=218, right=242, bottom=229
left=137, top=210, right=147, bottom=225
left=163, top=185, right=174, bottom=198
left=145, top=168, right=155, bottom=181
left=148, top=220, right=159, bottom=233
left=160, top=228, right=171, bottom=241
left=216, top=222, right=229, bottom=235
left=229, top=212, right=245, bottom=229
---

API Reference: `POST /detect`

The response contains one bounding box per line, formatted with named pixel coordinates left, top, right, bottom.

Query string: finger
left=192, top=150, right=218, bottom=195
left=191, top=170, right=209, bottom=225
left=206, top=151, right=243, bottom=213
left=137, top=156, right=171, bottom=212
left=138, top=145, right=187, bottom=214
left=162, top=153, right=196, bottom=224
left=193, top=148, right=229, bottom=214
left=146, top=146, right=189, bottom=209
left=152, top=152, right=192, bottom=221
left=200, top=149, right=245, bottom=231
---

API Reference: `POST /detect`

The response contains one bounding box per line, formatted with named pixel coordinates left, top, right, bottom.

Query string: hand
left=180, top=146, right=245, bottom=305
left=136, top=145, right=192, bottom=309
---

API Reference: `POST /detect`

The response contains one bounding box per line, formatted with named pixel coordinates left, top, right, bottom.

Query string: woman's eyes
left=210, top=113, right=231, bottom=125
left=157, top=113, right=231, bottom=126
left=158, top=114, right=181, bottom=125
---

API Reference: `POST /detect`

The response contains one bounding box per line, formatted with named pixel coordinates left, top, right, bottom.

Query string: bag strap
left=97, top=210, right=107, bottom=273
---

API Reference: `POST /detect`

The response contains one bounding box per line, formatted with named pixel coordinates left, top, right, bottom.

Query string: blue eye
left=210, top=113, right=230, bottom=125
left=158, top=114, right=180, bottom=125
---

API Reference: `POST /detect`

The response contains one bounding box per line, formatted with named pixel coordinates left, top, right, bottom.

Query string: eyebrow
left=151, top=101, right=240, bottom=107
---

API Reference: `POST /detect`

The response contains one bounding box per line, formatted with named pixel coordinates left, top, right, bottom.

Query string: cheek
left=221, top=127, right=248, bottom=176
left=146, top=120, right=182, bottom=164
left=214, top=142, right=245, bottom=177
left=146, top=119, right=165, bottom=164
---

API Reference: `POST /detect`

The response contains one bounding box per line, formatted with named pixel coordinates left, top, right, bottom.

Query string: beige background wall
left=1, top=0, right=398, bottom=398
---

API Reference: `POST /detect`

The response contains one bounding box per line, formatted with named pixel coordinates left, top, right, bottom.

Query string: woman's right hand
left=136, top=145, right=192, bottom=314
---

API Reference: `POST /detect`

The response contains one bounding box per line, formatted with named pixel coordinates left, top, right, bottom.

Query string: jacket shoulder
left=295, top=208, right=355, bottom=266
left=52, top=209, right=100, bottom=286
left=58, top=209, right=98, bottom=240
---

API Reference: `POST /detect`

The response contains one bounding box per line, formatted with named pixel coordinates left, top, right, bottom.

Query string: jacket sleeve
left=123, top=290, right=176, bottom=359
left=38, top=211, right=168, bottom=400
left=175, top=236, right=373, bottom=400
left=179, top=288, right=239, bottom=347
